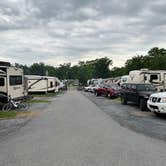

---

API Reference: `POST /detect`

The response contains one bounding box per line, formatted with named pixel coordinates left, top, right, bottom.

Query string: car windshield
left=137, top=84, right=156, bottom=91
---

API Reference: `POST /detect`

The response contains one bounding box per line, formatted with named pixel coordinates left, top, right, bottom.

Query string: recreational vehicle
left=87, top=78, right=103, bottom=86
left=54, top=77, right=61, bottom=92
left=101, top=78, right=114, bottom=85
left=128, top=69, right=166, bottom=91
left=0, top=62, right=26, bottom=102
left=26, top=75, right=56, bottom=93
left=120, top=75, right=130, bottom=85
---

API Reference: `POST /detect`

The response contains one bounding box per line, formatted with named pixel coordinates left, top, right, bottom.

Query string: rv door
left=0, top=76, right=6, bottom=94
left=164, top=73, right=166, bottom=91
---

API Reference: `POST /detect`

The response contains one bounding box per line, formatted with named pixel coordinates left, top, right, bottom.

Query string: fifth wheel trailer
left=0, top=62, right=27, bottom=102
left=128, top=69, right=166, bottom=91
left=25, top=75, right=56, bottom=93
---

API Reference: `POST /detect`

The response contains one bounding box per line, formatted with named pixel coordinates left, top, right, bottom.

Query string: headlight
left=160, top=98, right=166, bottom=103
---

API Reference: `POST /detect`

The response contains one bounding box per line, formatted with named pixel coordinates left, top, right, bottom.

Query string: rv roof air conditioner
left=140, top=68, right=149, bottom=71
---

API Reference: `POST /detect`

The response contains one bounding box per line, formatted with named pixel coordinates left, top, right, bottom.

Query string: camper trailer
left=128, top=69, right=166, bottom=91
left=0, top=62, right=26, bottom=102
left=26, top=75, right=56, bottom=93
left=87, top=78, right=103, bottom=86
left=101, top=78, right=114, bottom=85
left=120, top=75, right=130, bottom=85
left=55, top=77, right=60, bottom=92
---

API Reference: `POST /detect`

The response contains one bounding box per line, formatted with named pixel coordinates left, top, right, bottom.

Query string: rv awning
left=0, top=69, right=6, bottom=76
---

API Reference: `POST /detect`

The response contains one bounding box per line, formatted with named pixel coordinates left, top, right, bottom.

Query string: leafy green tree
left=94, top=57, right=112, bottom=78
left=30, top=63, right=46, bottom=76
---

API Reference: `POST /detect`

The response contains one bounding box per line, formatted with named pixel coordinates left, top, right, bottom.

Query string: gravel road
left=0, top=90, right=166, bottom=166
left=83, top=91, right=166, bottom=141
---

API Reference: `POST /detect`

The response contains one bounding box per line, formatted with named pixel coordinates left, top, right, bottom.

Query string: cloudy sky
left=0, top=0, right=166, bottom=67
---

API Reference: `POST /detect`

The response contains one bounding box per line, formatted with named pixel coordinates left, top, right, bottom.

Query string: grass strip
left=113, top=97, right=121, bottom=103
left=32, top=92, right=59, bottom=97
left=27, top=99, right=50, bottom=104
left=0, top=111, right=17, bottom=119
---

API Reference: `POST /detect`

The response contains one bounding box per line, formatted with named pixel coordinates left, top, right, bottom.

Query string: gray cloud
left=0, top=0, right=166, bottom=67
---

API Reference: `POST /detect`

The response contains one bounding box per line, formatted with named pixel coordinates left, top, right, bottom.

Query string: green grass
left=113, top=97, right=121, bottom=103
left=27, top=99, right=50, bottom=104
left=32, top=92, right=59, bottom=97
left=0, top=111, right=17, bottom=119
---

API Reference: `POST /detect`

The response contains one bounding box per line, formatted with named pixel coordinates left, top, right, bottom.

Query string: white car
left=147, top=92, right=166, bottom=114
left=84, top=85, right=93, bottom=92
left=84, top=84, right=100, bottom=93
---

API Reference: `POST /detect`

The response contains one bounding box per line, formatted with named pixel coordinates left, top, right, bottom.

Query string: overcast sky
left=0, top=0, right=166, bottom=67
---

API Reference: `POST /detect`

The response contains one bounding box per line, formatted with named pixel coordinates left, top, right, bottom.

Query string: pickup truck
left=120, top=83, right=157, bottom=111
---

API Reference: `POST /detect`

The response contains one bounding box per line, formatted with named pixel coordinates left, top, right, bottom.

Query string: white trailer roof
left=25, top=75, right=55, bottom=80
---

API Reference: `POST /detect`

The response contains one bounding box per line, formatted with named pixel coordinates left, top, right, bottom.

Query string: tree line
left=15, top=47, right=166, bottom=84
left=15, top=57, right=112, bottom=85
left=110, top=47, right=166, bottom=77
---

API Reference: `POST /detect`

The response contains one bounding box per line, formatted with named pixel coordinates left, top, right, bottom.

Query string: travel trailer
left=120, top=75, right=130, bottom=85
left=26, top=75, right=56, bottom=93
left=87, top=78, right=103, bottom=86
left=101, top=78, right=114, bottom=85
left=55, top=77, right=61, bottom=92
left=128, top=69, right=166, bottom=91
left=0, top=62, right=26, bottom=102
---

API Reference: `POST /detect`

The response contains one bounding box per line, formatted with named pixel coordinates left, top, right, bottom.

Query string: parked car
left=120, top=83, right=157, bottom=111
left=147, top=92, right=166, bottom=115
left=84, top=85, right=92, bottom=92
left=105, top=84, right=121, bottom=98
left=84, top=84, right=98, bottom=92
left=94, top=84, right=106, bottom=96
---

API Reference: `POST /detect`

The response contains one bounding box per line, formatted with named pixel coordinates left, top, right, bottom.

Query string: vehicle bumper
left=147, top=100, right=166, bottom=113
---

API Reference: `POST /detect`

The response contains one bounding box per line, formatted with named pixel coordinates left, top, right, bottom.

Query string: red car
left=94, top=84, right=107, bottom=96
left=94, top=84, right=121, bottom=98
left=105, top=84, right=121, bottom=98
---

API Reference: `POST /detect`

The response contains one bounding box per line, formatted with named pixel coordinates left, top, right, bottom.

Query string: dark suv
left=120, top=83, right=157, bottom=111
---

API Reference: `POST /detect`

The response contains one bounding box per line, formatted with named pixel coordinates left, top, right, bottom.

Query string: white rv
left=0, top=62, right=26, bottom=101
left=26, top=75, right=56, bottom=93
left=54, top=77, right=61, bottom=92
left=128, top=69, right=166, bottom=91
left=87, top=78, right=103, bottom=86
left=120, top=75, right=130, bottom=85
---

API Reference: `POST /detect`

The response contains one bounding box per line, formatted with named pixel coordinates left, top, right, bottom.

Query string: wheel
left=107, top=93, right=111, bottom=98
left=95, top=91, right=99, bottom=96
left=121, top=96, right=127, bottom=105
left=18, top=102, right=29, bottom=111
left=139, top=99, right=147, bottom=111
left=2, top=103, right=12, bottom=112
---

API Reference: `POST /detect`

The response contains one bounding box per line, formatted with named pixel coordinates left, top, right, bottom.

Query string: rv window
left=144, top=75, right=147, bottom=81
left=150, top=75, right=158, bottom=82
left=10, top=76, right=22, bottom=86
left=50, top=81, right=53, bottom=88
left=0, top=78, right=5, bottom=86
